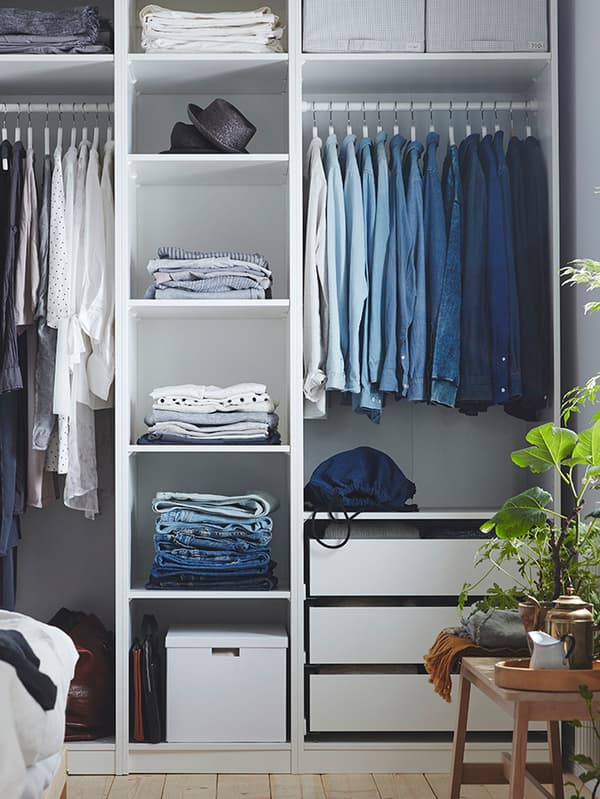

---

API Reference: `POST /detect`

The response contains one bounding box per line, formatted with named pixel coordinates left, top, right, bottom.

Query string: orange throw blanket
left=424, top=629, right=527, bottom=703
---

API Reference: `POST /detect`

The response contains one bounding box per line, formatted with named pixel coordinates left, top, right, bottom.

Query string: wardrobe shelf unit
left=128, top=299, right=290, bottom=319
left=0, top=53, right=114, bottom=93
left=128, top=53, right=288, bottom=94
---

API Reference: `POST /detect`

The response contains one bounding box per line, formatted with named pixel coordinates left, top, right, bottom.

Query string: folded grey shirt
left=145, top=409, right=279, bottom=427
left=157, top=248, right=270, bottom=271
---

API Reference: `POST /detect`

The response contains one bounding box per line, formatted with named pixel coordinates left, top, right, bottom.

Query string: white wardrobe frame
left=54, top=0, right=561, bottom=776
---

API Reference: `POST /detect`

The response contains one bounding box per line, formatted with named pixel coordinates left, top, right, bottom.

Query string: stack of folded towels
left=145, top=248, right=273, bottom=301
left=139, top=5, right=285, bottom=53
left=0, top=6, right=113, bottom=54
left=138, top=383, right=281, bottom=445
left=147, top=490, right=278, bottom=590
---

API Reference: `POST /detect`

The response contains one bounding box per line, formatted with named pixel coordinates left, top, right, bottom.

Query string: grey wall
left=559, top=0, right=600, bottom=428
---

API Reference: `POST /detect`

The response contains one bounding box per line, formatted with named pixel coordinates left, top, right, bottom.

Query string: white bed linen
left=21, top=753, right=61, bottom=799
left=0, top=611, right=78, bottom=799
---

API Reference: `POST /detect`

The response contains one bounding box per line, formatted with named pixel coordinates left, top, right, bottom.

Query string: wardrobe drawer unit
left=308, top=538, right=501, bottom=597
left=303, top=0, right=425, bottom=53
left=426, top=0, right=548, bottom=52
left=308, top=606, right=459, bottom=664
left=307, top=673, right=513, bottom=733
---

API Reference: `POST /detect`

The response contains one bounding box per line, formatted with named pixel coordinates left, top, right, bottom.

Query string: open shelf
left=129, top=445, right=290, bottom=454
left=129, top=154, right=289, bottom=186
left=0, top=55, right=114, bottom=94
left=128, top=299, right=290, bottom=319
left=303, top=510, right=495, bottom=521
left=302, top=52, right=552, bottom=94
left=129, top=54, right=288, bottom=94
left=129, top=588, right=291, bottom=600
left=66, top=737, right=116, bottom=751
left=129, top=741, right=291, bottom=751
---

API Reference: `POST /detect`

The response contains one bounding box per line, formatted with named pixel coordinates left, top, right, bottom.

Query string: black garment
left=0, top=628, right=57, bottom=710
left=504, top=136, right=551, bottom=421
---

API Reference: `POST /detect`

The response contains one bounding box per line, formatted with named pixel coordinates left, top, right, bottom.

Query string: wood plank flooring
left=67, top=773, right=592, bottom=799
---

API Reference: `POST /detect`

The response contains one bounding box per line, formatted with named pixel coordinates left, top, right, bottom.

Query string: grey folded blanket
left=455, top=609, right=528, bottom=650
left=0, top=6, right=99, bottom=39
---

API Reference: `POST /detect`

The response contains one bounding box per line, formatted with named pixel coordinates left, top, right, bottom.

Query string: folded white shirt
left=150, top=383, right=276, bottom=414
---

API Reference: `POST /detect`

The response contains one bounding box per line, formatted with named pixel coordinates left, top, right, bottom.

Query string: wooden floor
left=67, top=772, right=591, bottom=799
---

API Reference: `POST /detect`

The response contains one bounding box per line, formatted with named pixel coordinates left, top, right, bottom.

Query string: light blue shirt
left=404, top=139, right=426, bottom=402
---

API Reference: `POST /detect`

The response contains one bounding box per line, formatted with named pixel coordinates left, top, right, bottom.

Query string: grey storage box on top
left=426, top=0, right=548, bottom=52
left=303, top=0, right=425, bottom=53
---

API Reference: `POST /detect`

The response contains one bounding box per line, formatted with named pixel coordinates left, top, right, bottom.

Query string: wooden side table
left=450, top=657, right=595, bottom=799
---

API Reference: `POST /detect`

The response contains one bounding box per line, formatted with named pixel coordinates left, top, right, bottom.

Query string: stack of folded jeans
left=0, top=6, right=113, bottom=53
left=139, top=5, right=284, bottom=53
left=146, top=491, right=278, bottom=590
left=138, top=383, right=281, bottom=445
left=144, top=248, right=273, bottom=300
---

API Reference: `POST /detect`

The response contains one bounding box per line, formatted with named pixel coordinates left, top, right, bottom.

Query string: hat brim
left=160, top=146, right=221, bottom=154
left=187, top=103, right=249, bottom=155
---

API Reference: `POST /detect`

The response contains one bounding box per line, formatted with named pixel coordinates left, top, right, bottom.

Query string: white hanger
left=361, top=101, right=368, bottom=140
left=376, top=101, right=382, bottom=134
left=525, top=100, right=532, bottom=138
left=509, top=100, right=515, bottom=139
left=311, top=102, right=318, bottom=140
left=465, top=100, right=472, bottom=137
left=14, top=102, right=21, bottom=143
left=56, top=102, right=63, bottom=150
left=81, top=102, right=88, bottom=144
left=44, top=104, right=50, bottom=156
left=429, top=101, right=435, bottom=133
left=448, top=100, right=455, bottom=147
left=480, top=101, right=488, bottom=138
left=328, top=102, right=334, bottom=137
left=1, top=104, right=8, bottom=171
left=106, top=102, right=112, bottom=144
left=410, top=100, right=416, bottom=143
left=92, top=102, right=100, bottom=150
left=393, top=101, right=399, bottom=137
left=70, top=102, right=77, bottom=148
left=494, top=100, right=501, bottom=134
left=346, top=102, right=352, bottom=137
left=26, top=103, right=33, bottom=150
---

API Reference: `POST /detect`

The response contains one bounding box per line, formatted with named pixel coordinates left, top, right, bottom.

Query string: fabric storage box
left=165, top=625, right=287, bottom=743
left=426, top=0, right=548, bottom=52
left=303, top=0, right=425, bottom=53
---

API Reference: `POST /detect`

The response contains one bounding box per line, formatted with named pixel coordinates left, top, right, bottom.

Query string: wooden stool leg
left=509, top=704, right=529, bottom=799
left=450, top=672, right=472, bottom=799
left=547, top=721, right=564, bottom=799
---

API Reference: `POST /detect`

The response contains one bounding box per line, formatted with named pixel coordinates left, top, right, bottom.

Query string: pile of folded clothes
left=0, top=6, right=113, bottom=53
left=139, top=5, right=284, bottom=53
left=138, top=383, right=281, bottom=445
left=146, top=490, right=278, bottom=590
left=145, top=248, right=273, bottom=301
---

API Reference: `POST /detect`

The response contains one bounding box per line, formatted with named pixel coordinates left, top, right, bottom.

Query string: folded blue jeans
left=152, top=490, right=278, bottom=518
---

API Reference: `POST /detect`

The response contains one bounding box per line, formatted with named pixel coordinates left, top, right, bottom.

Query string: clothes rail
left=0, top=103, right=114, bottom=114
left=301, top=101, right=538, bottom=113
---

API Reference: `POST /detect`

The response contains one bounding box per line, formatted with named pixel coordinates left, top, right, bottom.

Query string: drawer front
left=308, top=673, right=513, bottom=733
left=308, top=538, right=510, bottom=597
left=309, top=606, right=460, bottom=664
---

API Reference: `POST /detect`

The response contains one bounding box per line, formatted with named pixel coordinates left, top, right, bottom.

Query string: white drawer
left=309, top=606, right=460, bottom=664
left=308, top=538, right=508, bottom=597
left=308, top=673, right=513, bottom=733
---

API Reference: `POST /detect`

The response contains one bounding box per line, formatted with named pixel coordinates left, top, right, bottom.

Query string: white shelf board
left=129, top=154, right=289, bottom=186
left=303, top=510, right=495, bottom=521
left=129, top=445, right=290, bottom=454
left=129, top=588, right=290, bottom=600
left=302, top=52, right=551, bottom=95
left=129, top=54, right=288, bottom=94
left=129, top=742, right=290, bottom=751
left=0, top=55, right=113, bottom=94
left=66, top=737, right=115, bottom=751
left=129, top=299, right=290, bottom=319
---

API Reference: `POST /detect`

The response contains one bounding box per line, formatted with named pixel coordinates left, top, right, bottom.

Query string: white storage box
left=426, top=0, right=548, bottom=52
left=303, top=0, right=425, bottom=53
left=165, top=625, right=288, bottom=743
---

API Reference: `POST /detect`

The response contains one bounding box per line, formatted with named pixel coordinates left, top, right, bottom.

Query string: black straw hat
left=187, top=99, right=257, bottom=154
left=161, top=121, right=219, bottom=154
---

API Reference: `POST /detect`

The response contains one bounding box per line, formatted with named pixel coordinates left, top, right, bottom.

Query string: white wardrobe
left=12, top=0, right=561, bottom=777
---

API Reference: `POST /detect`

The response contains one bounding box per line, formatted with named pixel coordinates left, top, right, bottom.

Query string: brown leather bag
left=50, top=608, right=115, bottom=741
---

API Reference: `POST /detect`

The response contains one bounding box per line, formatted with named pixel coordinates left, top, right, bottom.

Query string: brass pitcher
left=544, top=587, right=594, bottom=669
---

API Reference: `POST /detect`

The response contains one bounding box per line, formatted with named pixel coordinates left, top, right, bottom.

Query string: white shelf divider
left=128, top=299, right=290, bottom=319
left=303, top=510, right=495, bottom=521
left=128, top=153, right=289, bottom=186
left=0, top=54, right=114, bottom=93
left=129, top=589, right=291, bottom=601
left=128, top=445, right=290, bottom=455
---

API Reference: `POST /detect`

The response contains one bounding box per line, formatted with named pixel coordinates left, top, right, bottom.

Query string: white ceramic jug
left=528, top=630, right=576, bottom=669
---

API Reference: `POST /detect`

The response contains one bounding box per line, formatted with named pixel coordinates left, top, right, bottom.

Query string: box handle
left=211, top=647, right=240, bottom=657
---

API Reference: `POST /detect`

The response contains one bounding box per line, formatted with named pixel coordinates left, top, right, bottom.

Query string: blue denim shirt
left=494, top=130, right=522, bottom=400
left=456, top=134, right=493, bottom=409
left=479, top=134, right=511, bottom=404
left=340, top=134, right=368, bottom=395
left=354, top=136, right=383, bottom=421
left=423, top=131, right=447, bottom=397
left=368, top=130, right=390, bottom=387
left=431, top=143, right=462, bottom=407
left=403, top=139, right=426, bottom=401
left=323, top=134, right=347, bottom=392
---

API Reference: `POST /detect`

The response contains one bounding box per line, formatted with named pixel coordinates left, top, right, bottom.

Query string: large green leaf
left=591, top=419, right=600, bottom=465
left=480, top=487, right=552, bottom=539
left=512, top=424, right=578, bottom=473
